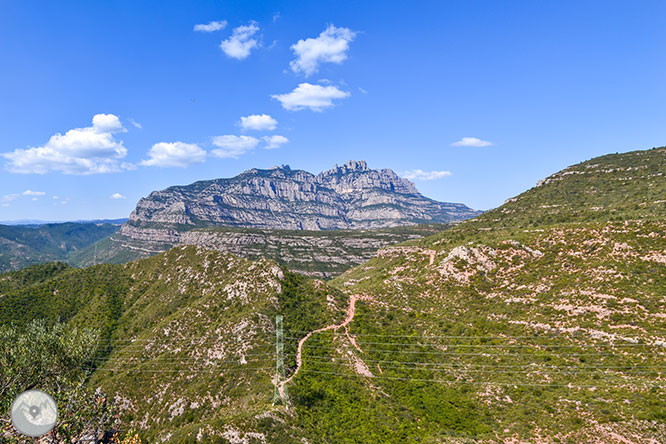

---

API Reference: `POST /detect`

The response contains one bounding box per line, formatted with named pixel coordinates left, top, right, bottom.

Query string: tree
left=0, top=320, right=129, bottom=443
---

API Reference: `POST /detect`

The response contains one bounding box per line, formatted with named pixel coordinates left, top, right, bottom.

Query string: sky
left=1, top=0, right=665, bottom=221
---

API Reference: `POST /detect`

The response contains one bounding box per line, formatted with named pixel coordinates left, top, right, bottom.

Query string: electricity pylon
left=272, top=315, right=289, bottom=405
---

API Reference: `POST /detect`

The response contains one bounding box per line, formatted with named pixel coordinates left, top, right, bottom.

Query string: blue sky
left=1, top=0, right=665, bottom=221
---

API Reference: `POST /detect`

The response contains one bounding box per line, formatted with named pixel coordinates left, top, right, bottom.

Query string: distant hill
left=0, top=223, right=120, bottom=272
left=2, top=148, right=664, bottom=442
left=0, top=218, right=128, bottom=226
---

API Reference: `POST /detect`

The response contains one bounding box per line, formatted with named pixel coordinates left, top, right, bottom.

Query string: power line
left=287, top=347, right=664, bottom=356
left=297, top=369, right=666, bottom=389
left=294, top=355, right=666, bottom=370
left=285, top=330, right=665, bottom=339
left=285, top=338, right=663, bottom=348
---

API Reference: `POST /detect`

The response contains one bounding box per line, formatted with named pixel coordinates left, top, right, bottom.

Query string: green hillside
left=0, top=246, right=349, bottom=442
left=0, top=222, right=120, bottom=272
left=319, top=147, right=666, bottom=442
left=68, top=223, right=450, bottom=278
left=0, top=147, right=664, bottom=443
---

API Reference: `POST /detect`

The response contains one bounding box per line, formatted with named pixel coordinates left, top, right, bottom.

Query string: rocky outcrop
left=123, top=161, right=480, bottom=235
left=97, top=224, right=447, bottom=278
left=105, top=161, right=481, bottom=277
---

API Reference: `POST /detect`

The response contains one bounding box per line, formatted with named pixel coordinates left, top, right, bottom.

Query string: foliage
left=0, top=320, right=124, bottom=443
left=0, top=222, right=120, bottom=273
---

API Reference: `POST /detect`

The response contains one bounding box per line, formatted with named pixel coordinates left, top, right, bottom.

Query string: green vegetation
left=323, top=147, right=666, bottom=442
left=0, top=222, right=120, bottom=273
left=0, top=246, right=350, bottom=442
left=0, top=147, right=664, bottom=442
left=70, top=223, right=451, bottom=278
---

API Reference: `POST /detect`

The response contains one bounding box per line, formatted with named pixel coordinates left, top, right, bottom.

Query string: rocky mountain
left=124, top=160, right=480, bottom=231
left=68, top=161, right=479, bottom=277
left=2, top=147, right=664, bottom=443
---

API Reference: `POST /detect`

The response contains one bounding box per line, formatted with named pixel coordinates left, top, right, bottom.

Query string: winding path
left=278, top=294, right=369, bottom=402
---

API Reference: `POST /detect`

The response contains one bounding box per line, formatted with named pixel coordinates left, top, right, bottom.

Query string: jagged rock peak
left=125, top=160, right=481, bottom=231
left=324, top=160, right=370, bottom=175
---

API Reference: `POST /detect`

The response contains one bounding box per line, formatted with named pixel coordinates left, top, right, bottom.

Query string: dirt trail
left=278, top=294, right=369, bottom=402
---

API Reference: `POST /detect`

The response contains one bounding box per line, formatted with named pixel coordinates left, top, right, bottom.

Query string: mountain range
left=69, top=161, right=481, bottom=277
left=1, top=146, right=664, bottom=443
left=125, top=160, right=480, bottom=231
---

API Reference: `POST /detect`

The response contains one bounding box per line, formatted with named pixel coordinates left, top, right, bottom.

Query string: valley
left=1, top=146, right=664, bottom=443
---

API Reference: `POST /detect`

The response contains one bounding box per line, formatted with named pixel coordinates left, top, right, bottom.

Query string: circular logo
left=10, top=390, right=58, bottom=437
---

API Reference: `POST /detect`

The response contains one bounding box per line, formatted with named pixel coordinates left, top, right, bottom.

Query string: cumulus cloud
left=210, top=135, right=260, bottom=158
left=140, top=142, right=207, bottom=168
left=22, top=190, right=45, bottom=196
left=402, top=169, right=452, bottom=181
left=240, top=114, right=278, bottom=131
left=290, top=25, right=357, bottom=76
left=220, top=23, right=259, bottom=59
left=262, top=135, right=288, bottom=149
left=194, top=20, right=227, bottom=32
left=2, top=114, right=130, bottom=175
left=110, top=193, right=126, bottom=199
left=451, top=137, right=493, bottom=147
left=271, top=83, right=350, bottom=111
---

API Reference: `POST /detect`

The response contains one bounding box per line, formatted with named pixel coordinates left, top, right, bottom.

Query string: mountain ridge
left=1, top=146, right=665, bottom=443
left=124, top=160, right=480, bottom=231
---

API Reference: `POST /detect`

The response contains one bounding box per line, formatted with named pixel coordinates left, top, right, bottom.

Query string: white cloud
left=240, top=114, right=278, bottom=131
left=402, top=169, right=452, bottom=181
left=110, top=193, right=126, bottom=199
left=140, top=142, right=206, bottom=168
left=194, top=20, right=227, bottom=32
left=22, top=190, right=45, bottom=196
left=220, top=23, right=259, bottom=59
left=2, top=114, right=130, bottom=175
left=290, top=25, right=356, bottom=76
left=451, top=137, right=493, bottom=147
left=1, top=194, right=19, bottom=203
left=262, top=135, right=289, bottom=149
left=210, top=135, right=260, bottom=158
left=271, top=83, right=350, bottom=111
left=129, top=118, right=142, bottom=129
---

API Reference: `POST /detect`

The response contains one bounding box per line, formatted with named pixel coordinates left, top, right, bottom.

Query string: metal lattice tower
left=272, top=315, right=288, bottom=405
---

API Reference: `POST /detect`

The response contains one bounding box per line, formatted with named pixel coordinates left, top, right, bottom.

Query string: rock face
left=123, top=160, right=480, bottom=232
left=89, top=224, right=447, bottom=278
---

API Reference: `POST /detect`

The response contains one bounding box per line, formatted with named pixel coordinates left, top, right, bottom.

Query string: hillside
left=1, top=147, right=664, bottom=443
left=0, top=222, right=120, bottom=272
left=70, top=223, right=451, bottom=278
left=315, top=147, right=666, bottom=442
left=0, top=247, right=349, bottom=442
